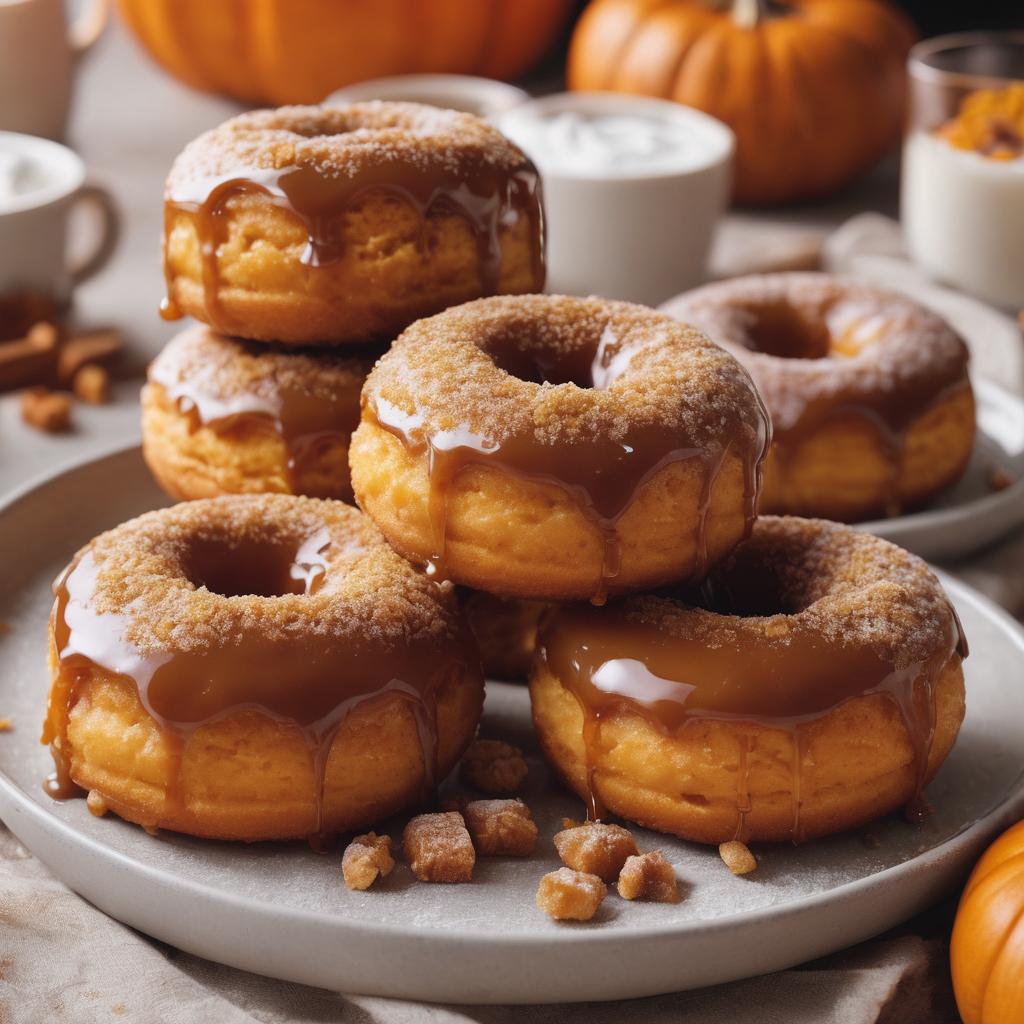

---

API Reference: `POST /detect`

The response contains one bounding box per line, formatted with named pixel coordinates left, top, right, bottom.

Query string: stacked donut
left=141, top=102, right=544, bottom=504
left=43, top=101, right=969, bottom=850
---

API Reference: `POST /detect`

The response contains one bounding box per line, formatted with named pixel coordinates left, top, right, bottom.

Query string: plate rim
left=0, top=445, right=1023, bottom=954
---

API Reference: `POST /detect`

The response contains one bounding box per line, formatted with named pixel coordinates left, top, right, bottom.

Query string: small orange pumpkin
left=116, top=0, right=574, bottom=106
left=567, top=0, right=916, bottom=205
left=951, top=820, right=1024, bottom=1024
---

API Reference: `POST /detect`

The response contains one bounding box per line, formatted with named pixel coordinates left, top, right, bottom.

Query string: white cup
left=497, top=93, right=734, bottom=307
left=0, top=131, right=118, bottom=305
left=0, top=0, right=108, bottom=140
left=325, top=74, right=529, bottom=119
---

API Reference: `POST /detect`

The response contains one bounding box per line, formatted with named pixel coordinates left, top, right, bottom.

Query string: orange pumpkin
left=951, top=820, right=1024, bottom=1024
left=567, top=0, right=916, bottom=204
left=116, top=0, right=574, bottom=106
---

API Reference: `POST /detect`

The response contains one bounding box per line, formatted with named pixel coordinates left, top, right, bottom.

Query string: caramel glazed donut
left=43, top=495, right=484, bottom=841
left=161, top=102, right=545, bottom=345
left=350, top=294, right=771, bottom=602
left=142, top=324, right=377, bottom=503
left=530, top=516, right=968, bottom=845
left=661, top=273, right=974, bottom=522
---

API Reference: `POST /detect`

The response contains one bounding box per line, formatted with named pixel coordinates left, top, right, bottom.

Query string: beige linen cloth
left=0, top=216, right=1019, bottom=1022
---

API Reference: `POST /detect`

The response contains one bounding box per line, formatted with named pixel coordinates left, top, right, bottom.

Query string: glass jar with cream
left=901, top=33, right=1024, bottom=310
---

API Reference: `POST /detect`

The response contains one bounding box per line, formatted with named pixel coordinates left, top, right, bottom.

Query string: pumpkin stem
left=731, top=0, right=764, bottom=29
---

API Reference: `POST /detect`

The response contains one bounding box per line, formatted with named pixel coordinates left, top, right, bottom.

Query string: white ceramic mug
left=0, top=0, right=108, bottom=140
left=0, top=131, right=118, bottom=305
left=497, top=93, right=734, bottom=307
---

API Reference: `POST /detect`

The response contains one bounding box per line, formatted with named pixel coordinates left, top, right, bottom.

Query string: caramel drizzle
left=161, top=159, right=544, bottom=332
left=367, top=334, right=769, bottom=603
left=150, top=361, right=363, bottom=499
left=539, top=601, right=966, bottom=841
left=42, top=538, right=464, bottom=841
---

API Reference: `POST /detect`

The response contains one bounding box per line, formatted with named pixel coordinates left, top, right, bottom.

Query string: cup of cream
left=497, top=92, right=734, bottom=306
left=0, top=131, right=118, bottom=305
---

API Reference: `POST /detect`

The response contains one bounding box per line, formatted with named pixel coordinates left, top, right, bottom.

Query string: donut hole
left=738, top=301, right=831, bottom=360
left=694, top=550, right=811, bottom=618
left=184, top=536, right=322, bottom=598
left=485, top=328, right=603, bottom=389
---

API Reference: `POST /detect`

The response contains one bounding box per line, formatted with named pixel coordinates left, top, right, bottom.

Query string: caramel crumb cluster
left=553, top=822, right=638, bottom=883
left=536, top=868, right=607, bottom=921
left=617, top=851, right=681, bottom=903
left=342, top=832, right=396, bottom=891
left=463, top=799, right=538, bottom=857
left=403, top=812, right=476, bottom=883
left=719, top=840, right=758, bottom=876
left=461, top=738, right=529, bottom=795
left=0, top=718, right=11, bottom=733
left=337, top=741, right=751, bottom=918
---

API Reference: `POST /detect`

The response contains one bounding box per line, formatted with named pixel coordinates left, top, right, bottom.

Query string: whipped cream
left=500, top=110, right=721, bottom=178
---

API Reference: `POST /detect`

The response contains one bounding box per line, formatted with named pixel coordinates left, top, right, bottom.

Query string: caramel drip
left=539, top=601, right=965, bottom=842
left=42, top=538, right=467, bottom=840
left=162, top=159, right=543, bottom=332
left=152, top=367, right=363, bottom=498
left=368, top=335, right=767, bottom=601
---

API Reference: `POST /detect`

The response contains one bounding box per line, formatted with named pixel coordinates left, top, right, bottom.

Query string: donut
left=464, top=592, right=548, bottom=681
left=162, top=103, right=544, bottom=344
left=661, top=273, right=974, bottom=522
left=142, top=325, right=377, bottom=503
left=530, top=516, right=967, bottom=844
left=42, top=495, right=484, bottom=841
left=349, top=295, right=771, bottom=602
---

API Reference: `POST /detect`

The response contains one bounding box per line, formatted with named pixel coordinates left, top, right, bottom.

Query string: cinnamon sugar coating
left=662, top=273, right=968, bottom=435
left=148, top=324, right=377, bottom=411
left=629, top=516, right=959, bottom=665
left=362, top=294, right=768, bottom=450
left=65, top=494, right=459, bottom=656
left=167, top=102, right=533, bottom=196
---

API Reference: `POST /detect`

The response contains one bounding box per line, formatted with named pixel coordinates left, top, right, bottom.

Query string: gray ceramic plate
left=1, top=448, right=1023, bottom=1004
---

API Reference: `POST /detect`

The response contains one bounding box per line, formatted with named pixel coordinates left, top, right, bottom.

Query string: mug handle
left=69, top=0, right=109, bottom=58
left=69, top=184, right=120, bottom=285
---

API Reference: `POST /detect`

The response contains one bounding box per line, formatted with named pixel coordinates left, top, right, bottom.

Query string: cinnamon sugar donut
left=350, top=295, right=771, bottom=602
left=142, top=325, right=377, bottom=503
left=530, top=516, right=967, bottom=845
left=162, top=103, right=544, bottom=345
left=43, top=495, right=484, bottom=841
left=661, top=273, right=974, bottom=522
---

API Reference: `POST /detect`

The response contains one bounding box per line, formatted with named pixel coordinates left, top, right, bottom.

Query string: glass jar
left=901, top=33, right=1024, bottom=310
